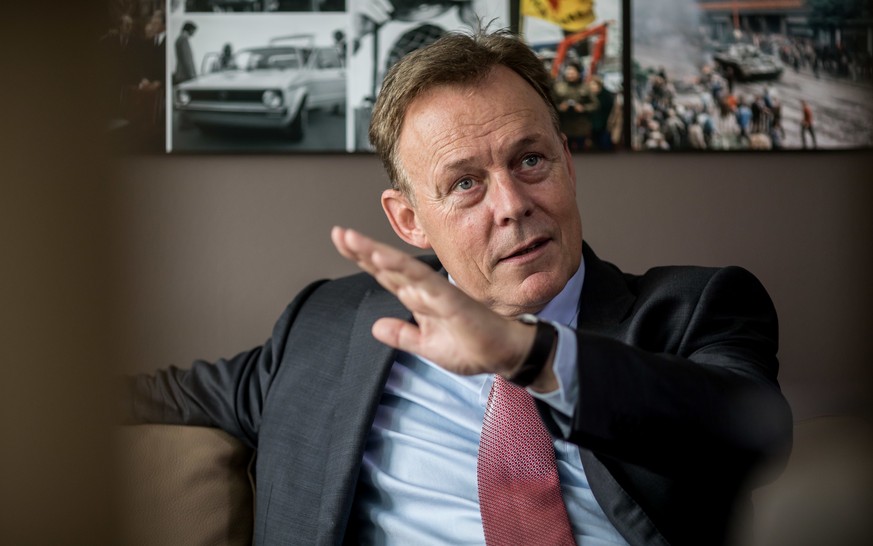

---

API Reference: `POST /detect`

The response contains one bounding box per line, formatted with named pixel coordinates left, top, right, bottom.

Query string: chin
left=506, top=274, right=565, bottom=311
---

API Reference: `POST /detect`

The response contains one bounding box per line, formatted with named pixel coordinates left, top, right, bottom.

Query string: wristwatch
left=507, top=314, right=558, bottom=387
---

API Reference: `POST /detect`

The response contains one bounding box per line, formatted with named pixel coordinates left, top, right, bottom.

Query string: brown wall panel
left=114, top=150, right=873, bottom=421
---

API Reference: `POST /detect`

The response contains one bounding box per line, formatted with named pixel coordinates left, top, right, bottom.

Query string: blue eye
left=456, top=178, right=474, bottom=191
left=522, top=154, right=541, bottom=167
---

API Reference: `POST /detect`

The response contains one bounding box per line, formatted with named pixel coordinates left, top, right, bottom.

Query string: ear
left=381, top=189, right=431, bottom=249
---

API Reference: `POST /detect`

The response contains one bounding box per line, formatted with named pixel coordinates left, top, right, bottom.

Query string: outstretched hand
left=331, top=226, right=536, bottom=378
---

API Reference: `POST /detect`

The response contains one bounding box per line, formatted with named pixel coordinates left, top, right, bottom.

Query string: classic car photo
left=174, top=34, right=345, bottom=141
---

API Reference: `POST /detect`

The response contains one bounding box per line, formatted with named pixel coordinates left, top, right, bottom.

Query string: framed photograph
left=631, top=0, right=873, bottom=151
left=348, top=0, right=509, bottom=151
left=518, top=0, right=625, bottom=152
left=100, top=1, right=354, bottom=154
left=105, top=1, right=869, bottom=154
left=167, top=6, right=348, bottom=152
left=161, top=0, right=509, bottom=153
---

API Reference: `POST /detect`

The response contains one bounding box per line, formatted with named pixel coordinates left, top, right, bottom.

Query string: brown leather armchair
left=118, top=416, right=873, bottom=546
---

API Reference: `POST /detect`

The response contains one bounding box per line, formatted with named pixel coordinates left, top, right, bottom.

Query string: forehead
left=396, top=66, right=556, bottom=181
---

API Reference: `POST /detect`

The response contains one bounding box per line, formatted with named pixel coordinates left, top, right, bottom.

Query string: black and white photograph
left=632, top=0, right=873, bottom=151
left=181, top=0, right=346, bottom=12
left=519, top=0, right=624, bottom=152
left=347, top=0, right=509, bottom=151
left=168, top=9, right=348, bottom=152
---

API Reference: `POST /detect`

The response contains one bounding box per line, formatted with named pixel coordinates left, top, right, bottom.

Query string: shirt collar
left=445, top=256, right=586, bottom=404
left=536, top=256, right=585, bottom=328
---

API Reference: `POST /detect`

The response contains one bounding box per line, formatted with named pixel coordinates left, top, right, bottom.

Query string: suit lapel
left=320, top=262, right=449, bottom=544
left=317, top=285, right=409, bottom=544
left=578, top=242, right=635, bottom=330
left=340, top=287, right=409, bottom=400
left=338, top=255, right=442, bottom=401
left=575, top=244, right=668, bottom=546
left=580, top=449, right=670, bottom=546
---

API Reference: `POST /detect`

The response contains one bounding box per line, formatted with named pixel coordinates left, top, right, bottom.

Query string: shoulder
left=303, top=253, right=441, bottom=303
left=270, top=255, right=439, bottom=340
left=623, top=264, right=777, bottom=354
left=584, top=244, right=776, bottom=351
left=628, top=264, right=771, bottom=309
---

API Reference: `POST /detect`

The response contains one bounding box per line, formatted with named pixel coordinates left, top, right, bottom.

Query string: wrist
left=506, top=315, right=558, bottom=389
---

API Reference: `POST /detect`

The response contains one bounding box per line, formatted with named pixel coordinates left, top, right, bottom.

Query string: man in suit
left=126, top=9, right=166, bottom=151
left=173, top=21, right=197, bottom=85
left=128, top=30, right=792, bottom=545
left=139, top=9, right=166, bottom=86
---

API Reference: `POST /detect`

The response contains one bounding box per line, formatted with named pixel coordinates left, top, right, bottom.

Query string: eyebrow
left=440, top=135, right=545, bottom=174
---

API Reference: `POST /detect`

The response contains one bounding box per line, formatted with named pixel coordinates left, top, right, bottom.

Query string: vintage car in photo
left=174, top=34, right=345, bottom=141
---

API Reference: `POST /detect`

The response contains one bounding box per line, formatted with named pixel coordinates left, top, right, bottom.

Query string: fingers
left=332, top=225, right=394, bottom=282
left=331, top=226, right=376, bottom=274
left=332, top=227, right=523, bottom=376
left=333, top=227, right=466, bottom=327
left=332, top=226, right=435, bottom=294
left=371, top=317, right=420, bottom=354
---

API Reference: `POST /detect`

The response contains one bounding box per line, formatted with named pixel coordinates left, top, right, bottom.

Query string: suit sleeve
left=122, top=279, right=328, bottom=449
left=545, top=266, right=792, bottom=480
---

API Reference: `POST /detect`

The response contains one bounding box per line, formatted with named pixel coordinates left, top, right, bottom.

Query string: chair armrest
left=116, top=424, right=254, bottom=546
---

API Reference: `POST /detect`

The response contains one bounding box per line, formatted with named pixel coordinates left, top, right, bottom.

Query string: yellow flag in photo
left=521, top=0, right=596, bottom=32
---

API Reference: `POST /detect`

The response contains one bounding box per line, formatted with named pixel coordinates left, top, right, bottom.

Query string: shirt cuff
left=527, top=322, right=578, bottom=429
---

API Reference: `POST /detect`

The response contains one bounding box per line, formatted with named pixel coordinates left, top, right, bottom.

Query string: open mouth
left=503, top=239, right=548, bottom=261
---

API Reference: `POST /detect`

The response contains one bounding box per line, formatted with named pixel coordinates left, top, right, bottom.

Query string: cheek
left=438, top=214, right=489, bottom=277
left=459, top=213, right=491, bottom=250
left=546, top=179, right=578, bottom=216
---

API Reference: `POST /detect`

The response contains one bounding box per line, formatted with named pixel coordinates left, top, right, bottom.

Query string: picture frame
left=631, top=0, right=873, bottom=151
left=100, top=0, right=872, bottom=154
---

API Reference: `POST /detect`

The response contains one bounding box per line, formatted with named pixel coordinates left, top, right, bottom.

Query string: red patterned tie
left=477, top=375, right=576, bottom=545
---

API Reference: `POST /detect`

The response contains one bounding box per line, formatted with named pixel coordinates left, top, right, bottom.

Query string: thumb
left=372, top=317, right=421, bottom=353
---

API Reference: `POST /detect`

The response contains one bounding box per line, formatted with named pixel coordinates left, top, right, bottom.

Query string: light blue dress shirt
left=354, top=259, right=629, bottom=545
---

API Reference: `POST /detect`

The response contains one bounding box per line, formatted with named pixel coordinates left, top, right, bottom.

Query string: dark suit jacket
left=138, top=34, right=166, bottom=84
left=128, top=244, right=792, bottom=546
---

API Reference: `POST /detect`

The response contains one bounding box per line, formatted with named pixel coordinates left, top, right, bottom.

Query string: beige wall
left=115, top=150, right=873, bottom=421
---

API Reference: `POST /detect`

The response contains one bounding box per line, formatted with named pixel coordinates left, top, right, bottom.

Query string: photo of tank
left=712, top=43, right=784, bottom=81
left=633, top=0, right=873, bottom=151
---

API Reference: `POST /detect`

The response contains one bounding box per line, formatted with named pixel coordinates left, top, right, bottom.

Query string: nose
left=489, top=172, right=533, bottom=227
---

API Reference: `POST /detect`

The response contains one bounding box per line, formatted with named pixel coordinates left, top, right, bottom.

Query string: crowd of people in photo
left=632, top=61, right=800, bottom=151
left=630, top=28, right=873, bottom=152
left=763, top=33, right=873, bottom=84
left=544, top=31, right=867, bottom=153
